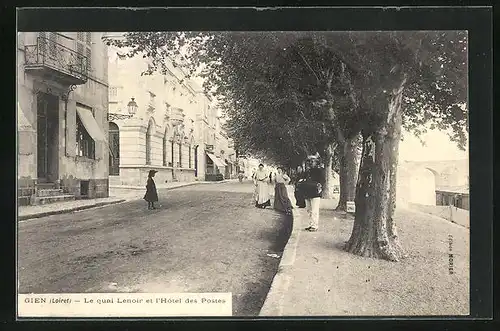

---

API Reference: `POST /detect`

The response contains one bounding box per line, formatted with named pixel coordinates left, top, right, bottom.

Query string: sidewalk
left=19, top=180, right=226, bottom=221
left=260, top=190, right=470, bottom=316
left=18, top=197, right=126, bottom=221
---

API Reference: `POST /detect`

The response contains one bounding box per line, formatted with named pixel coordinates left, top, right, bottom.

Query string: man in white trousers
left=303, top=155, right=324, bottom=232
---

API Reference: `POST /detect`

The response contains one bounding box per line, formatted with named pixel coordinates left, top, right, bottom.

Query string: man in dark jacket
left=303, top=156, right=323, bottom=232
left=293, top=165, right=307, bottom=208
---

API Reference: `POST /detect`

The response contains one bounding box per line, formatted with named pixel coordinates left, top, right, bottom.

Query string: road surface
left=18, top=181, right=292, bottom=316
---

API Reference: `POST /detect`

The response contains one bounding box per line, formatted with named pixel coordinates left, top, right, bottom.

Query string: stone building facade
left=17, top=32, right=109, bottom=205
left=106, top=40, right=233, bottom=185
left=396, top=159, right=469, bottom=209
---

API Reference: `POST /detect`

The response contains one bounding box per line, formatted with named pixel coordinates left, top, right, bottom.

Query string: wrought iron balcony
left=24, top=37, right=88, bottom=86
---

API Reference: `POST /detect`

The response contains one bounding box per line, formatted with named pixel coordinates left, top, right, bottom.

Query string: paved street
left=18, top=181, right=292, bottom=316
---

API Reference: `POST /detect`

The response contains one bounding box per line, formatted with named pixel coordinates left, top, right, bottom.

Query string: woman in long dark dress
left=144, top=170, right=159, bottom=210
left=273, top=167, right=293, bottom=215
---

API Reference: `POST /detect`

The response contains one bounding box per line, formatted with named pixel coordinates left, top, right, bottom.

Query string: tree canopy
left=104, top=31, right=467, bottom=164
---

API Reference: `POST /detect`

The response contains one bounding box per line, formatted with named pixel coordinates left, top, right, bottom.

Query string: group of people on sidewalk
left=252, top=163, right=293, bottom=215
left=251, top=155, right=324, bottom=232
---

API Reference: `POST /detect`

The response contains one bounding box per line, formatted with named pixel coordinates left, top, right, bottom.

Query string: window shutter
left=86, top=47, right=92, bottom=73
left=39, top=32, right=47, bottom=54
left=66, top=101, right=77, bottom=156
left=49, top=33, right=57, bottom=57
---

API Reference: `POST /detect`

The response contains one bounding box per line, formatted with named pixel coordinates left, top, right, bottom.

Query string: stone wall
left=59, top=175, right=109, bottom=199
left=18, top=177, right=36, bottom=206
left=408, top=203, right=470, bottom=228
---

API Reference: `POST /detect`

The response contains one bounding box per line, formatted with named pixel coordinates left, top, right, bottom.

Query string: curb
left=259, top=185, right=302, bottom=316
left=18, top=199, right=126, bottom=221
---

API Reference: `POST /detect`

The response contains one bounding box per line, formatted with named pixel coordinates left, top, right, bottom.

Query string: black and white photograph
left=14, top=7, right=491, bottom=320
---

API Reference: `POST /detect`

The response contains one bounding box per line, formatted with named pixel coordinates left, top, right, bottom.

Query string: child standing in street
left=144, top=170, right=159, bottom=210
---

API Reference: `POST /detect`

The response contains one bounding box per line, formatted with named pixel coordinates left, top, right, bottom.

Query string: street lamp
left=127, top=97, right=138, bottom=115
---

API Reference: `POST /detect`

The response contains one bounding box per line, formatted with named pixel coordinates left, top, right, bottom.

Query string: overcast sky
left=399, top=128, right=468, bottom=162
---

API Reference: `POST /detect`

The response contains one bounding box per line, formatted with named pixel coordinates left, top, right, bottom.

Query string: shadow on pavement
left=235, top=212, right=293, bottom=316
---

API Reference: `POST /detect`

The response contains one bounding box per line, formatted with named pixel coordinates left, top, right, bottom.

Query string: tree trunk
left=344, top=81, right=406, bottom=262
left=322, top=144, right=335, bottom=199
left=336, top=135, right=360, bottom=211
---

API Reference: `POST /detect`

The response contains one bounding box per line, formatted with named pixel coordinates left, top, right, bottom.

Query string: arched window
left=171, top=140, right=174, bottom=167
left=108, top=122, right=120, bottom=175
left=188, top=145, right=192, bottom=168
left=146, top=120, right=153, bottom=165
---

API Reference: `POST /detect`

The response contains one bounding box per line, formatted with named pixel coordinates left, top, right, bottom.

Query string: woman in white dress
left=253, top=164, right=271, bottom=208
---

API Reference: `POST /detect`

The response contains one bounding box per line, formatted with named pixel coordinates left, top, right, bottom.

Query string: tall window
left=178, top=143, right=182, bottom=168
left=76, top=32, right=91, bottom=72
left=163, top=128, right=169, bottom=166
left=48, top=32, right=58, bottom=58
left=76, top=110, right=95, bottom=159
left=163, top=136, right=167, bottom=166
left=188, top=146, right=192, bottom=168
left=171, top=140, right=174, bottom=167
left=146, top=121, right=153, bottom=165
left=85, top=32, right=92, bottom=71
left=86, top=48, right=92, bottom=72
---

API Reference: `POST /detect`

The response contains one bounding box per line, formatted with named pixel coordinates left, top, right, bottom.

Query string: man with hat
left=302, top=153, right=324, bottom=231
left=144, top=170, right=159, bottom=210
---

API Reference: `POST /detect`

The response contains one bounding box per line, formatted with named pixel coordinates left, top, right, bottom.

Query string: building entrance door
left=36, top=92, right=59, bottom=183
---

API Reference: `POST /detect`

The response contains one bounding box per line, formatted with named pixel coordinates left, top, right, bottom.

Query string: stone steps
left=33, top=195, right=76, bottom=205
left=36, top=182, right=57, bottom=190
left=18, top=196, right=31, bottom=207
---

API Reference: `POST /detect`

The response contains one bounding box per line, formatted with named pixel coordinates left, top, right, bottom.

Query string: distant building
left=106, top=43, right=199, bottom=186
left=106, top=37, right=233, bottom=185
left=213, top=117, right=236, bottom=179
left=397, top=163, right=437, bottom=207
left=397, top=159, right=469, bottom=210
left=18, top=32, right=109, bottom=206
left=196, top=100, right=233, bottom=181
left=436, top=186, right=469, bottom=210
left=238, top=157, right=260, bottom=179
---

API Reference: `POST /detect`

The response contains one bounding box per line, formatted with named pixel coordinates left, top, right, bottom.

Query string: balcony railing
left=24, top=37, right=88, bottom=85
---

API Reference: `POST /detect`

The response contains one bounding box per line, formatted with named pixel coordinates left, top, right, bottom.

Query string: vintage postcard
left=16, top=7, right=490, bottom=320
